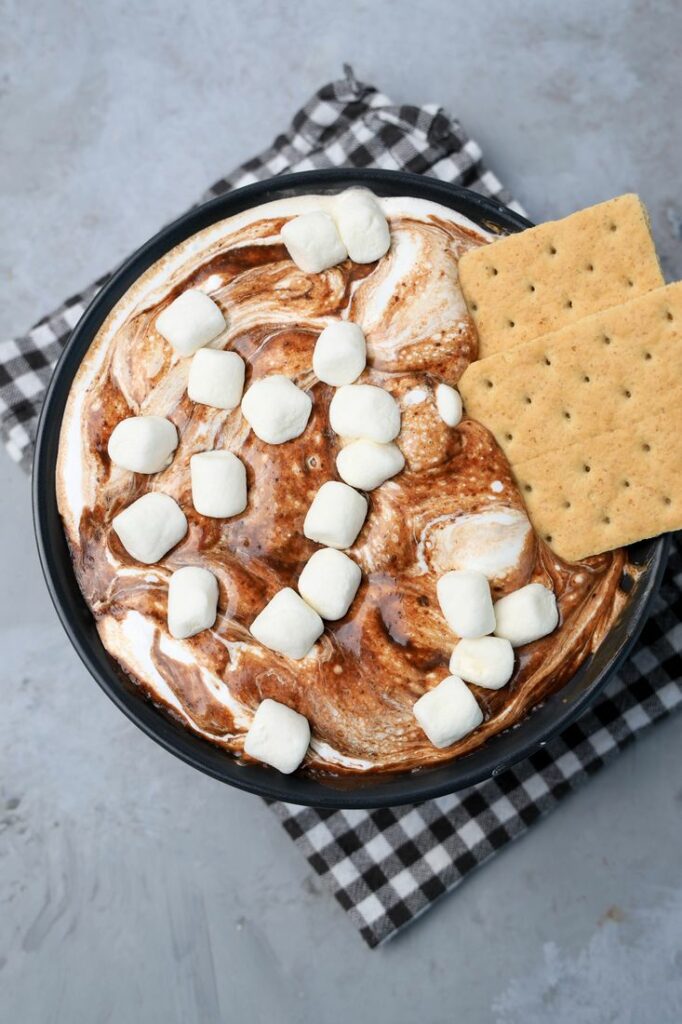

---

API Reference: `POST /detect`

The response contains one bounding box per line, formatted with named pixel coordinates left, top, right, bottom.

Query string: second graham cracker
left=512, top=413, right=682, bottom=562
left=459, top=194, right=664, bottom=357
left=459, top=282, right=682, bottom=464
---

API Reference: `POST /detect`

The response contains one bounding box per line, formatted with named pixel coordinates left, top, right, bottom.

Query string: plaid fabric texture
left=4, top=66, right=681, bottom=947
left=271, top=538, right=682, bottom=944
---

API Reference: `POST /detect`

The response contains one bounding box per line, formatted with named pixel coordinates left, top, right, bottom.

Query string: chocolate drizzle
left=58, top=202, right=629, bottom=776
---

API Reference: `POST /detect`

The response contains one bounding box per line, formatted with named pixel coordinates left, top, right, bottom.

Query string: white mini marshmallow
left=241, top=375, right=312, bottom=444
left=329, top=384, right=401, bottom=443
left=107, top=416, right=178, bottom=474
left=449, top=636, right=514, bottom=690
left=313, top=321, right=366, bottom=386
left=250, top=587, right=324, bottom=660
left=303, top=481, right=368, bottom=550
left=334, top=189, right=391, bottom=263
left=437, top=570, right=495, bottom=638
left=188, top=348, right=245, bottom=410
left=494, top=583, right=559, bottom=647
left=414, top=675, right=483, bottom=749
left=112, top=492, right=187, bottom=564
left=281, top=211, right=347, bottom=273
left=155, top=289, right=225, bottom=356
left=244, top=698, right=311, bottom=774
left=435, top=384, right=463, bottom=427
left=167, top=566, right=219, bottom=639
left=298, top=548, right=362, bottom=621
left=336, top=440, right=405, bottom=490
left=190, top=451, right=247, bottom=518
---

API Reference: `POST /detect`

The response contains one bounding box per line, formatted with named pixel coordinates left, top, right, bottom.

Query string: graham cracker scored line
left=458, top=193, right=664, bottom=358
left=459, top=282, right=682, bottom=465
left=512, top=413, right=682, bottom=563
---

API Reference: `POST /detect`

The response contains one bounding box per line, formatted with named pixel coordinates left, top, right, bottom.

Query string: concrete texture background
left=1, top=1, right=681, bottom=1021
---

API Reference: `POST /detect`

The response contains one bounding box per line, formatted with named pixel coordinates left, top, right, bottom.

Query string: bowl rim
left=33, top=167, right=670, bottom=809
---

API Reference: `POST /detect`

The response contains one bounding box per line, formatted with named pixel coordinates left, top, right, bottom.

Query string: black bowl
left=33, top=168, right=669, bottom=808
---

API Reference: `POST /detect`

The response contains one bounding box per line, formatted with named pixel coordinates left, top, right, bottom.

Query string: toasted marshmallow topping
left=414, top=676, right=483, bottom=748
left=494, top=583, right=559, bottom=647
left=241, top=375, right=312, bottom=444
left=349, top=207, right=472, bottom=375
left=336, top=439, right=405, bottom=491
left=190, top=451, right=247, bottom=518
left=281, top=211, right=347, bottom=273
left=188, top=348, right=245, bottom=410
left=437, top=570, right=496, bottom=638
left=167, top=566, right=219, bottom=639
left=107, top=416, right=178, bottom=474
left=329, top=384, right=401, bottom=443
left=334, top=188, right=391, bottom=263
left=298, top=548, right=362, bottom=621
left=156, top=289, right=225, bottom=356
left=112, top=492, right=187, bottom=564
left=244, top=699, right=311, bottom=774
left=449, top=636, right=514, bottom=690
left=303, top=481, right=368, bottom=550
left=250, top=588, right=324, bottom=660
left=312, top=321, right=367, bottom=386
left=421, top=508, right=534, bottom=584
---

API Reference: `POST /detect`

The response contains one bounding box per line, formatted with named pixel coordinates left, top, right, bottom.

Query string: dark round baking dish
left=33, top=168, right=669, bottom=809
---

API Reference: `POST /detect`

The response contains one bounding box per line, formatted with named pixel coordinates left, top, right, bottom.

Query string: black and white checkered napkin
left=4, top=67, right=681, bottom=947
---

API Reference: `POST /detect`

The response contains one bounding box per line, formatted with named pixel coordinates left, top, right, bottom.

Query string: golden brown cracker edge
left=459, top=194, right=664, bottom=358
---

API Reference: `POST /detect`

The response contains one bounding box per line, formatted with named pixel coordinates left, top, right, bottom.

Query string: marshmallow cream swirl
left=57, top=195, right=630, bottom=776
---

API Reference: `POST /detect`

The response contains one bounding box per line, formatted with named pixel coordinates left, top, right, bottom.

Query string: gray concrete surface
left=2, top=1, right=681, bottom=1021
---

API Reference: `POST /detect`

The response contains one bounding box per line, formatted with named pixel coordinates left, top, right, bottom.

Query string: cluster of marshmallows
left=246, top=192, right=405, bottom=777
left=249, top=194, right=403, bottom=695
left=251, top=376, right=405, bottom=667
left=106, top=189, right=400, bottom=774
left=280, top=188, right=391, bottom=272
left=109, top=281, right=240, bottom=644
left=103, top=187, right=559, bottom=776
left=414, top=571, right=559, bottom=749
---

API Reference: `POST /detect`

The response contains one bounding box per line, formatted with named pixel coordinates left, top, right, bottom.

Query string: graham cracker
left=459, top=194, right=664, bottom=357
left=512, top=413, right=682, bottom=562
left=459, top=282, right=682, bottom=464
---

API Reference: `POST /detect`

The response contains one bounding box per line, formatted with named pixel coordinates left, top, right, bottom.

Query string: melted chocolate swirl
left=57, top=198, right=629, bottom=776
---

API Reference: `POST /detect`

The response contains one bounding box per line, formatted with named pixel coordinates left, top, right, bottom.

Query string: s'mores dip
left=58, top=188, right=661, bottom=779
